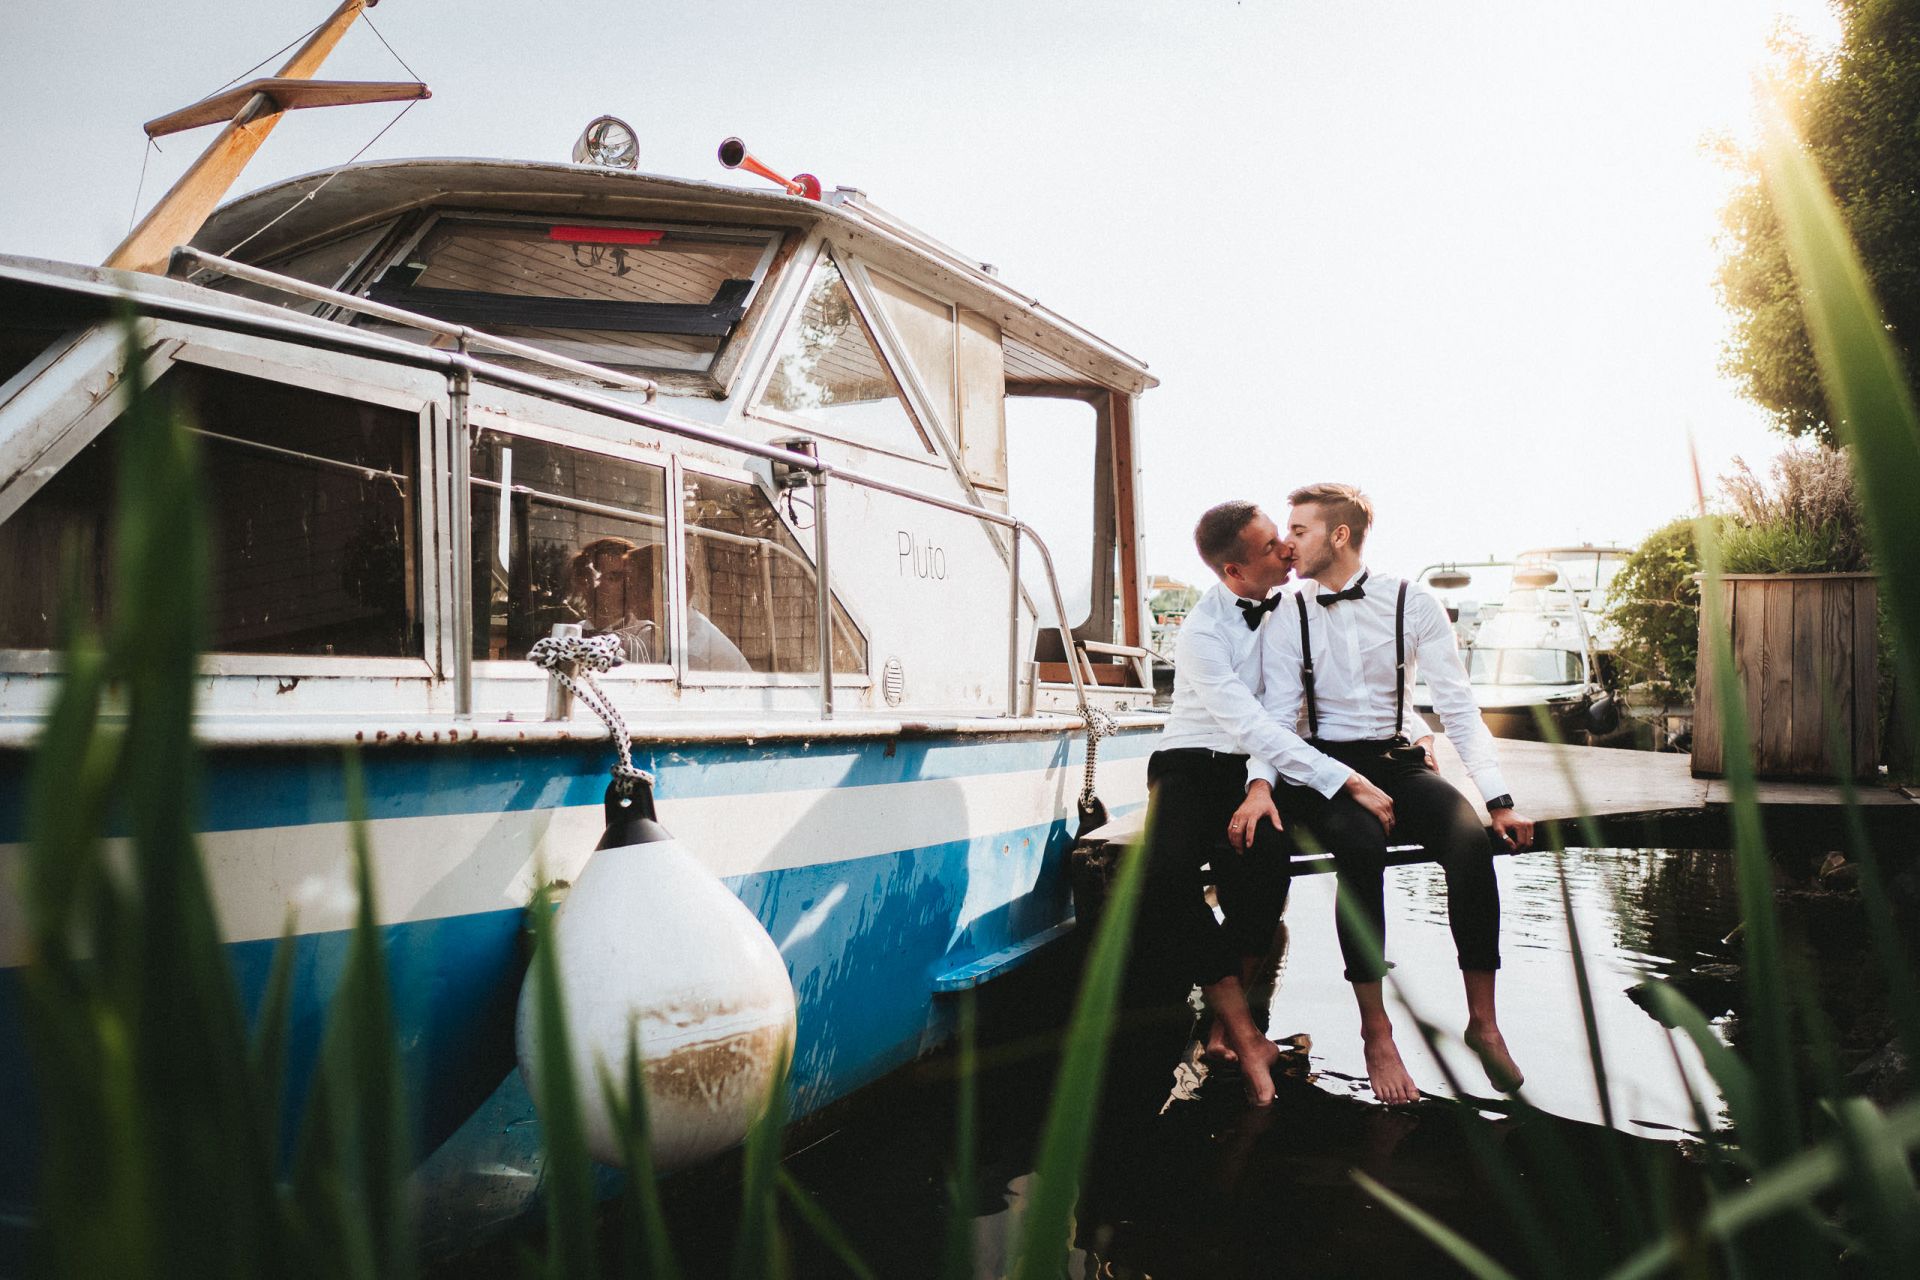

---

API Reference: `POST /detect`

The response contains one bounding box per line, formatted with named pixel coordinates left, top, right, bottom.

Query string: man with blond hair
left=1231, top=482, right=1532, bottom=1103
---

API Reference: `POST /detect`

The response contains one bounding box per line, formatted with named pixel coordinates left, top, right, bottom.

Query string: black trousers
left=1136, top=748, right=1294, bottom=994
left=1274, top=740, right=1501, bottom=983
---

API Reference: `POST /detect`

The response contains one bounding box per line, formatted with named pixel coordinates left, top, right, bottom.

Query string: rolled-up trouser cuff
left=1458, top=955, right=1502, bottom=973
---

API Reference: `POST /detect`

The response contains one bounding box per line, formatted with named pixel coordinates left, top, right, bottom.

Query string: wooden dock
left=1080, top=737, right=1920, bottom=871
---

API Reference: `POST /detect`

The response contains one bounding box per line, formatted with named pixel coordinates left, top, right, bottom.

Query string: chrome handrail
left=165, top=248, right=1095, bottom=718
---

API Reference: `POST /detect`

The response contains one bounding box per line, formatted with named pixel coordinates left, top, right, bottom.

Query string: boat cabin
left=0, top=160, right=1161, bottom=729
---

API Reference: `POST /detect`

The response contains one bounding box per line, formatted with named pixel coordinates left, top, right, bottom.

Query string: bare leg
left=1202, top=975, right=1278, bottom=1105
left=1461, top=969, right=1524, bottom=1092
left=1353, top=980, right=1420, bottom=1104
left=1205, top=953, right=1268, bottom=1063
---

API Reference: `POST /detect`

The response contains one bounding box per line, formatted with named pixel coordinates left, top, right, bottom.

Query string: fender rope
left=528, top=633, right=653, bottom=794
left=1078, top=703, right=1117, bottom=819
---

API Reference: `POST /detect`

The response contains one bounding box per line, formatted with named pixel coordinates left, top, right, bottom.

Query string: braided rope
left=1078, top=703, right=1117, bottom=813
left=528, top=633, right=653, bottom=793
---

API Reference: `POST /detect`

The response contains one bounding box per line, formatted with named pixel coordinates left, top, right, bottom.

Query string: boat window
left=865, top=270, right=1009, bottom=492
left=0, top=320, right=74, bottom=390
left=957, top=311, right=1007, bottom=494
left=362, top=218, right=777, bottom=373
left=868, top=271, right=956, bottom=427
left=0, top=364, right=419, bottom=656
left=682, top=471, right=865, bottom=675
left=1005, top=395, right=1099, bottom=627
left=469, top=431, right=671, bottom=665
left=1468, top=648, right=1583, bottom=686
left=208, top=225, right=390, bottom=314
left=753, top=253, right=933, bottom=455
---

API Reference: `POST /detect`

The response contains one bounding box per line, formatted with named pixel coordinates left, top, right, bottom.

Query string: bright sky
left=0, top=0, right=1842, bottom=588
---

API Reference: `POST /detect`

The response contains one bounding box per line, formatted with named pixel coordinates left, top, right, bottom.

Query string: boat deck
left=1076, top=737, right=1920, bottom=867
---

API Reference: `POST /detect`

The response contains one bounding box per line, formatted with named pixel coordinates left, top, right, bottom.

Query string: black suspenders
left=1394, top=579, right=1408, bottom=741
left=1295, top=593, right=1319, bottom=739
left=1295, top=580, right=1411, bottom=745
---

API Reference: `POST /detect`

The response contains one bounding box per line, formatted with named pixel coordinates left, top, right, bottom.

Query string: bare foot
left=1362, top=1029, right=1421, bottom=1105
left=1465, top=1024, right=1525, bottom=1093
left=1204, top=1016, right=1239, bottom=1065
left=1227, top=1027, right=1281, bottom=1106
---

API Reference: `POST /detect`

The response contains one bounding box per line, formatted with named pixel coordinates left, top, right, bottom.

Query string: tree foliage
left=1718, top=0, right=1920, bottom=445
left=1606, top=516, right=1711, bottom=700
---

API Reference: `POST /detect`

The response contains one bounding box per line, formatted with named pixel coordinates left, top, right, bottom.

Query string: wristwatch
left=1485, top=794, right=1515, bottom=813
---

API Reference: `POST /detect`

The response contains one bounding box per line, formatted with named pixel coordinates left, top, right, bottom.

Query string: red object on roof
left=547, top=226, right=665, bottom=245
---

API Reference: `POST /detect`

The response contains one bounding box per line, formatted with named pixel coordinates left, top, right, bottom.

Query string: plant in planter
left=1693, top=442, right=1883, bottom=780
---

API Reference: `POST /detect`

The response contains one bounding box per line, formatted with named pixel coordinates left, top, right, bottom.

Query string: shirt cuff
left=1311, top=757, right=1352, bottom=799
left=1468, top=767, right=1510, bottom=809
left=1246, top=760, right=1279, bottom=789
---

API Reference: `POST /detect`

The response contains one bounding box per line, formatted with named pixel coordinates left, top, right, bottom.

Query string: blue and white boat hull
left=0, top=721, right=1157, bottom=1239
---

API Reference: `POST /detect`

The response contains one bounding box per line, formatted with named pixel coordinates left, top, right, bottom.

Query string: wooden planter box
left=1692, top=573, right=1878, bottom=780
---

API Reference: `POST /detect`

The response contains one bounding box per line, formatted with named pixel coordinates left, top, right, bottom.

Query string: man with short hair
left=1232, top=482, right=1531, bottom=1104
left=1135, top=500, right=1308, bottom=1106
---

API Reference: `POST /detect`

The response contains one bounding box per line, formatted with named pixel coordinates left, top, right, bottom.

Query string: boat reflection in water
left=1414, top=549, right=1634, bottom=747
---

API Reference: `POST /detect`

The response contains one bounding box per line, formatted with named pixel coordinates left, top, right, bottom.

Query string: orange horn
left=717, top=137, right=822, bottom=200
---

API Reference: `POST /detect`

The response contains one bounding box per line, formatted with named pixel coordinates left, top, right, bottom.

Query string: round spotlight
left=573, top=116, right=639, bottom=170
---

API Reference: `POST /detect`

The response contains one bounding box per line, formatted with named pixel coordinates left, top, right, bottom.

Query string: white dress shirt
left=1158, top=583, right=1353, bottom=796
left=1247, top=568, right=1511, bottom=805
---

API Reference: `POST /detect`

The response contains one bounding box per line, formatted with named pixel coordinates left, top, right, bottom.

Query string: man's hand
left=1344, top=772, right=1394, bottom=835
left=1415, top=734, right=1438, bottom=771
left=1490, top=808, right=1534, bottom=851
left=1228, top=780, right=1283, bottom=853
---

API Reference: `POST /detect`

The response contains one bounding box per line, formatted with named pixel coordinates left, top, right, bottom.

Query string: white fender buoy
left=516, top=782, right=797, bottom=1170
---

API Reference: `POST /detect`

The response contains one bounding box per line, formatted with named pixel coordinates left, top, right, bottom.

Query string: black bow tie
left=1317, top=570, right=1370, bottom=608
left=1236, top=593, right=1282, bottom=630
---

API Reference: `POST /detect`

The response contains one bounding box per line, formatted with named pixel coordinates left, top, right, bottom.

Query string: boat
left=1413, top=555, right=1627, bottom=746
left=0, top=2, right=1164, bottom=1245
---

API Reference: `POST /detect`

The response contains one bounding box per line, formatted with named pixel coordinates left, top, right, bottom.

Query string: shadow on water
left=435, top=846, right=1758, bottom=1278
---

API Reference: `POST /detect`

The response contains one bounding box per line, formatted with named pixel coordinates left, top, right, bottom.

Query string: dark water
left=610, top=847, right=1748, bottom=1278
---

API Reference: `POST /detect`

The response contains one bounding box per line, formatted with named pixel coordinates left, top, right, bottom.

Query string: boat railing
left=159, top=247, right=1097, bottom=722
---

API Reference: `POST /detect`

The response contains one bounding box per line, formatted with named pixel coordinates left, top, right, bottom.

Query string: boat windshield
left=1521, top=550, right=1627, bottom=599
left=360, top=217, right=778, bottom=373
left=1467, top=647, right=1583, bottom=686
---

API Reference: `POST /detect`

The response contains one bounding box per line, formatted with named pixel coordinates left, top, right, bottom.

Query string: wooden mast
left=105, top=0, right=417, bottom=274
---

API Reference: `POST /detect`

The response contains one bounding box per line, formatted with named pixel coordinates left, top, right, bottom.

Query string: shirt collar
left=1309, top=565, right=1371, bottom=596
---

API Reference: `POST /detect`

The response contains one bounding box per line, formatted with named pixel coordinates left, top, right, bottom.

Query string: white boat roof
left=192, top=157, right=1158, bottom=395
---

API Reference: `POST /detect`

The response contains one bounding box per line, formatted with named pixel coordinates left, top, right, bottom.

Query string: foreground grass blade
left=1830, top=1096, right=1920, bottom=1273
left=1008, top=803, right=1153, bottom=1280
left=776, top=1171, right=876, bottom=1280
left=250, top=917, right=299, bottom=1167
left=731, top=1046, right=791, bottom=1280
left=525, top=880, right=598, bottom=1280
left=1351, top=1171, right=1520, bottom=1280
left=941, top=989, right=978, bottom=1280
left=1757, top=97, right=1920, bottom=706
left=1641, top=985, right=1758, bottom=1158
left=1605, top=1099, right=1920, bottom=1280
left=601, top=1027, right=680, bottom=1280
left=112, top=327, right=287, bottom=1277
left=20, top=627, right=115, bottom=946
left=1530, top=711, right=1654, bottom=1249
left=1694, top=515, right=1800, bottom=1167
left=1824, top=719, right=1920, bottom=1065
